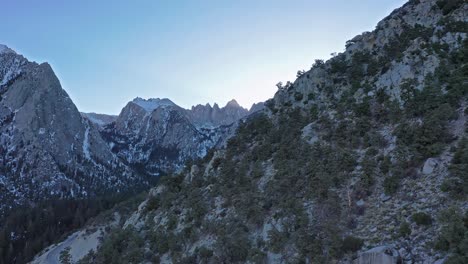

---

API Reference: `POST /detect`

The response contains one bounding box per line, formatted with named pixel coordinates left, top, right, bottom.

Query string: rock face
left=0, top=47, right=142, bottom=217
left=249, top=102, right=265, bottom=113
left=100, top=97, right=247, bottom=175
left=188, top=99, right=249, bottom=128
left=354, top=246, right=400, bottom=264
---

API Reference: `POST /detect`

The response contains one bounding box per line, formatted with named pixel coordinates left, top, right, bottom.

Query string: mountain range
left=0, top=45, right=258, bottom=218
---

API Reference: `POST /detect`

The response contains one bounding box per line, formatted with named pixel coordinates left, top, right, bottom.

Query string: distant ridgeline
left=93, top=97, right=262, bottom=176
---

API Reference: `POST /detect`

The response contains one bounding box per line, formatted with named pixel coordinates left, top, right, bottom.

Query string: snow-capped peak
left=131, top=97, right=176, bottom=112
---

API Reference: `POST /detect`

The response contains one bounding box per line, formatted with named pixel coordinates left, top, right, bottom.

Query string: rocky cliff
left=0, top=47, right=144, bottom=218
left=188, top=99, right=249, bottom=128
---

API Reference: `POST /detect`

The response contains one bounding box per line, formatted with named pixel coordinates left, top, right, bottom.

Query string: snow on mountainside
left=131, top=97, right=176, bottom=112
left=0, top=42, right=251, bottom=218
left=0, top=47, right=146, bottom=218
left=0, top=45, right=25, bottom=87
left=99, top=97, right=250, bottom=175
left=0, top=40, right=250, bottom=218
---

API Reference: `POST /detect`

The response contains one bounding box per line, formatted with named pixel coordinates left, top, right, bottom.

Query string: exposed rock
left=249, top=102, right=265, bottom=113
left=302, top=123, right=319, bottom=144
left=380, top=193, right=392, bottom=202
left=422, top=158, right=438, bottom=175
left=188, top=99, right=249, bottom=128
left=0, top=47, right=141, bottom=216
left=354, top=246, right=400, bottom=264
left=356, top=199, right=365, bottom=207
left=189, top=165, right=200, bottom=182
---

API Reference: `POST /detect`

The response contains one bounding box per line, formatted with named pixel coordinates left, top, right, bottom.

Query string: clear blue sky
left=1, top=0, right=407, bottom=114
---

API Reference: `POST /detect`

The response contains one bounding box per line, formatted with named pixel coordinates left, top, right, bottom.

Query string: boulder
left=189, top=165, right=200, bottom=182
left=354, top=246, right=400, bottom=264
left=380, top=193, right=391, bottom=202
left=422, top=158, right=438, bottom=175
left=356, top=199, right=365, bottom=207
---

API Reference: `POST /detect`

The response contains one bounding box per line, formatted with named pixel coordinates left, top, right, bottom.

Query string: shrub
left=144, top=196, right=160, bottom=212
left=380, top=156, right=392, bottom=174
left=436, top=0, right=464, bottom=15
left=197, top=246, right=213, bottom=259
left=412, top=212, right=432, bottom=226
left=341, top=236, right=364, bottom=253
left=268, top=228, right=288, bottom=253
left=294, top=92, right=304, bottom=101
left=399, top=221, right=411, bottom=237
left=312, top=59, right=325, bottom=68
left=90, top=227, right=144, bottom=264
left=434, top=208, right=468, bottom=263
left=211, top=157, right=222, bottom=169
left=443, top=138, right=468, bottom=198
left=384, top=176, right=400, bottom=195
left=59, top=247, right=72, bottom=264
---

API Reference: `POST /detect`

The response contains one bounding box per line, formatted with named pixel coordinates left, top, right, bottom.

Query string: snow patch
left=132, top=97, right=175, bottom=112
left=0, top=66, right=21, bottom=86
left=83, top=127, right=91, bottom=160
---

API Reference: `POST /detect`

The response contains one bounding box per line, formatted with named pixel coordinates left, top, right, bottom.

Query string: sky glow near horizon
left=1, top=0, right=407, bottom=114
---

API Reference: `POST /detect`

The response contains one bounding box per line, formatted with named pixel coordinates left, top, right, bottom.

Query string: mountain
left=57, top=0, right=467, bottom=263
left=100, top=97, right=249, bottom=175
left=0, top=42, right=250, bottom=219
left=0, top=47, right=145, bottom=218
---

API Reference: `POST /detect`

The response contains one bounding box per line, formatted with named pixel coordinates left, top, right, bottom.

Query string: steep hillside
left=75, top=0, right=468, bottom=263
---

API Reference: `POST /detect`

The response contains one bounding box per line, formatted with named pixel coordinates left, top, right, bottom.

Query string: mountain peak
left=225, top=99, right=240, bottom=108
left=0, top=44, right=16, bottom=55
left=131, top=97, right=176, bottom=112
